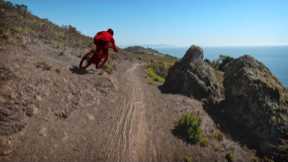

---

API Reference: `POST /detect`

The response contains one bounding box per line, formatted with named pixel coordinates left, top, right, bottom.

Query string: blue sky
left=9, top=0, right=288, bottom=47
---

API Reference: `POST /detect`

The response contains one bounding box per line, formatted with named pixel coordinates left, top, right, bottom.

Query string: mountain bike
left=79, top=48, right=105, bottom=70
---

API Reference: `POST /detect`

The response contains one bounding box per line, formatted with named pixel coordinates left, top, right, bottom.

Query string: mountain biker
left=92, top=28, right=118, bottom=69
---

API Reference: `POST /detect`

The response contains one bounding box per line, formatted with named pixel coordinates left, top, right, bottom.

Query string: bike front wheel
left=79, top=51, right=94, bottom=70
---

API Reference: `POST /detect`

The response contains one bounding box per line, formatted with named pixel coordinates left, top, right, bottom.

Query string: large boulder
left=223, top=55, right=288, bottom=160
left=161, top=45, right=223, bottom=103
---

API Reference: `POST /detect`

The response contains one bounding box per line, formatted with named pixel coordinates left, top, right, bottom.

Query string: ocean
left=156, top=46, right=288, bottom=87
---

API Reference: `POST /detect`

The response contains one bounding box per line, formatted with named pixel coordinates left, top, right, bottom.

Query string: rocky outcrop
left=161, top=45, right=224, bottom=103
left=223, top=55, right=288, bottom=160
left=163, top=47, right=288, bottom=160
left=182, top=45, right=204, bottom=63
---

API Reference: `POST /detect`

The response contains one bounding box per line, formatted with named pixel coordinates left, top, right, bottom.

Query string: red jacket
left=94, top=31, right=117, bottom=52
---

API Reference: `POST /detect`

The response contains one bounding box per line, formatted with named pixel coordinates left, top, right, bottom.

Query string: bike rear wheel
left=79, top=51, right=94, bottom=70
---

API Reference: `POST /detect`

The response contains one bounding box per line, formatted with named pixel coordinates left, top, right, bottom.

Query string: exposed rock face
left=182, top=45, right=204, bottom=63
left=162, top=45, right=224, bottom=103
left=223, top=55, right=288, bottom=160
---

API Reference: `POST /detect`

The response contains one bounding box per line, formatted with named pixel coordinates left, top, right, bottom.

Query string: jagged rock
left=162, top=45, right=224, bottom=103
left=223, top=55, right=288, bottom=160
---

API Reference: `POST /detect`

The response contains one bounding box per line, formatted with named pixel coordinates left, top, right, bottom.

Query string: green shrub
left=251, top=156, right=259, bottom=162
left=262, top=156, right=275, bottom=162
left=149, top=62, right=170, bottom=78
left=225, top=152, right=234, bottom=162
left=213, top=131, right=224, bottom=141
left=200, top=137, right=208, bottom=147
left=210, top=55, right=234, bottom=71
left=174, top=113, right=203, bottom=144
left=145, top=59, right=175, bottom=84
left=146, top=67, right=165, bottom=83
left=183, top=156, right=193, bottom=162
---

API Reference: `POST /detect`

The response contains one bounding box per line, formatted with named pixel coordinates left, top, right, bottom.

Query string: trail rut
left=103, top=63, right=154, bottom=162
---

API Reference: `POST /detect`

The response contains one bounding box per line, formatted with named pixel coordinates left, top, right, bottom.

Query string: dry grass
left=0, top=1, right=92, bottom=48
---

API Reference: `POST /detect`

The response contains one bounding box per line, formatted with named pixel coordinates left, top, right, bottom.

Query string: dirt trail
left=103, top=63, right=155, bottom=162
left=0, top=44, right=160, bottom=162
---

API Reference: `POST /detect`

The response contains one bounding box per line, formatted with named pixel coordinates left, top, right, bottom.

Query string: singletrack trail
left=103, top=63, right=156, bottom=162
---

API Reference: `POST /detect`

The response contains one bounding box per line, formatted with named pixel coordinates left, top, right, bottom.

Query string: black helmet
left=107, top=28, right=114, bottom=35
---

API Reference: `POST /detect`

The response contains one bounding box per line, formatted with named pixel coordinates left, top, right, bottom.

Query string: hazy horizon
left=10, top=0, right=288, bottom=47
left=125, top=43, right=288, bottom=49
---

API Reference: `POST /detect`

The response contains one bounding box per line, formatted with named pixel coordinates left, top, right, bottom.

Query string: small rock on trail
left=39, top=127, right=48, bottom=137
left=0, top=137, right=13, bottom=156
left=86, top=114, right=95, bottom=121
